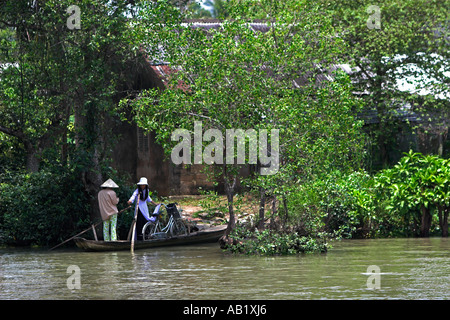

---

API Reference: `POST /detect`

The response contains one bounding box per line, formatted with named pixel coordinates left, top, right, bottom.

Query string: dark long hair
left=138, top=185, right=149, bottom=201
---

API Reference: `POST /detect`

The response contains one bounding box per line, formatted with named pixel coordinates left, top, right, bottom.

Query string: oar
left=49, top=205, right=132, bottom=251
left=130, top=193, right=140, bottom=253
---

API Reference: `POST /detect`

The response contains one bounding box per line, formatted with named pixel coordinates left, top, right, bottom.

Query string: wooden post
left=131, top=193, right=140, bottom=252
left=91, top=224, right=98, bottom=241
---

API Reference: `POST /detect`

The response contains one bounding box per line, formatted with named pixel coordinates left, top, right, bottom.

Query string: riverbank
left=166, top=194, right=260, bottom=226
left=168, top=195, right=330, bottom=255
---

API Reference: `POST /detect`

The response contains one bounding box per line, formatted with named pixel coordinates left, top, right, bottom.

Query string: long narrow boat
left=74, top=225, right=227, bottom=252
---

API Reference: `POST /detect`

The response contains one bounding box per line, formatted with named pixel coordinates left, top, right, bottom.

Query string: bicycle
left=142, top=203, right=187, bottom=240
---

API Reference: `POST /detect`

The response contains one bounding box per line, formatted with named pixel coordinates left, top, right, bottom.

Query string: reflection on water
left=0, top=237, right=449, bottom=299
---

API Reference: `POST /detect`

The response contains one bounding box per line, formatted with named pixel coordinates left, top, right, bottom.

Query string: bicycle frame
left=160, top=214, right=177, bottom=235
left=142, top=203, right=186, bottom=240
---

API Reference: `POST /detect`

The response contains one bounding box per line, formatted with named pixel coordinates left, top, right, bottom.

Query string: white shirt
left=128, top=188, right=153, bottom=220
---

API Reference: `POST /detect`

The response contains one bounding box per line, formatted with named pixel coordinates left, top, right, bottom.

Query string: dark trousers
left=135, top=208, right=147, bottom=241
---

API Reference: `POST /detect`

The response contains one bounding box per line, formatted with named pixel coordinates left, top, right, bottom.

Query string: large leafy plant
left=376, top=151, right=450, bottom=237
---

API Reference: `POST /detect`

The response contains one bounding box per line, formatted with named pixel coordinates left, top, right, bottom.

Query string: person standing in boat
left=98, top=179, right=120, bottom=241
left=127, top=177, right=159, bottom=240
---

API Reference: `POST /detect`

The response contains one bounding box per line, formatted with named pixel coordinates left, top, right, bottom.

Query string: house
left=110, top=20, right=275, bottom=196
left=109, top=47, right=216, bottom=196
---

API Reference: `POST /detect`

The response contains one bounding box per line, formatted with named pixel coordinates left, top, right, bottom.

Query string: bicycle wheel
left=172, top=219, right=187, bottom=236
left=142, top=221, right=160, bottom=240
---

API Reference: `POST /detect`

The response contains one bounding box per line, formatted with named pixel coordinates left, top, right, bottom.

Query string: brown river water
left=0, top=237, right=449, bottom=299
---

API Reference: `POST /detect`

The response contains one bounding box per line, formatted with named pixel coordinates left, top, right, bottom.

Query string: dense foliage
left=0, top=169, right=89, bottom=245
left=121, top=0, right=367, bottom=240
left=274, top=152, right=450, bottom=240
left=0, top=168, right=135, bottom=245
left=0, top=0, right=448, bottom=248
left=374, top=151, right=450, bottom=237
left=224, top=226, right=329, bottom=255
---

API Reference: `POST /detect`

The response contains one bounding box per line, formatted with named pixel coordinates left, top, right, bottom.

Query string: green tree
left=0, top=0, right=145, bottom=221
left=0, top=2, right=71, bottom=172
left=122, top=0, right=366, bottom=240
left=321, top=0, right=449, bottom=168
left=375, top=151, right=450, bottom=237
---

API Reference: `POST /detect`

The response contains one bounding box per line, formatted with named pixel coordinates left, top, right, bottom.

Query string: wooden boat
left=74, top=225, right=227, bottom=252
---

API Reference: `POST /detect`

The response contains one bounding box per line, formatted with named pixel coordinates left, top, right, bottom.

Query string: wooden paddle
left=49, top=205, right=132, bottom=251
left=130, top=193, right=140, bottom=253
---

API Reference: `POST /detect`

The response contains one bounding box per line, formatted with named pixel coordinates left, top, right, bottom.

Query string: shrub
left=374, top=151, right=450, bottom=237
left=0, top=169, right=90, bottom=246
left=284, top=171, right=377, bottom=238
left=223, top=224, right=329, bottom=255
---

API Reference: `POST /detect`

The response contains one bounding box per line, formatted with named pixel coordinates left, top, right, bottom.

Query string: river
left=0, top=237, right=449, bottom=299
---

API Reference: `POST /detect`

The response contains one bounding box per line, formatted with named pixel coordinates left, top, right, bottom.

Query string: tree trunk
left=224, top=176, right=236, bottom=237
left=438, top=205, right=443, bottom=234
left=25, top=148, right=40, bottom=172
left=219, top=169, right=238, bottom=248
left=443, top=208, right=449, bottom=238
left=0, top=126, right=42, bottom=173
left=80, top=148, right=103, bottom=223
left=437, top=131, right=444, bottom=157
left=282, top=195, right=288, bottom=229
left=270, top=195, right=277, bottom=231
left=257, top=186, right=266, bottom=230
left=438, top=206, right=449, bottom=237
left=24, top=141, right=40, bottom=173
left=378, top=131, right=389, bottom=168
left=420, top=205, right=432, bottom=237
left=74, top=99, right=104, bottom=223
left=219, top=188, right=236, bottom=247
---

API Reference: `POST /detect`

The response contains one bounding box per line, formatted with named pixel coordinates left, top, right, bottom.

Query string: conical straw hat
left=101, top=179, right=119, bottom=188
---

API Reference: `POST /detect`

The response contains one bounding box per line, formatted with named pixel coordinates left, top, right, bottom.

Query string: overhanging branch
left=0, top=124, right=26, bottom=141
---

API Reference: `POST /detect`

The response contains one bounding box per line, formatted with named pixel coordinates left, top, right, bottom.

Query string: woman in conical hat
left=127, top=177, right=159, bottom=240
left=98, top=179, right=120, bottom=241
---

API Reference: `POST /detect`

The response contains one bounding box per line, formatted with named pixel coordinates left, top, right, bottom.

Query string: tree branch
left=353, top=59, right=375, bottom=87
left=0, top=124, right=26, bottom=141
